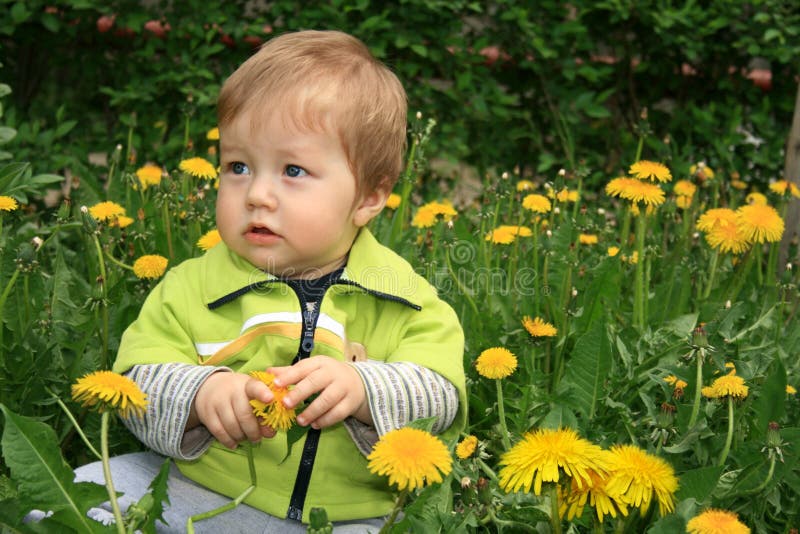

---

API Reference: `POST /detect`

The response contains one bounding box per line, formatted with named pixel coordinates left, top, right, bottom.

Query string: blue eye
left=285, top=165, right=308, bottom=178
left=231, top=162, right=250, bottom=175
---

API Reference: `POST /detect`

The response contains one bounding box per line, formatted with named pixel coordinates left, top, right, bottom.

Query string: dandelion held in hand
left=367, top=427, right=452, bottom=491
left=604, top=444, right=678, bottom=516
left=179, top=157, right=218, bottom=180
left=498, top=427, right=608, bottom=495
left=0, top=196, right=19, bottom=212
left=475, top=347, right=517, bottom=379
left=133, top=255, right=168, bottom=279
left=687, top=508, right=750, bottom=534
left=71, top=370, right=147, bottom=419
left=522, top=316, right=557, bottom=337
left=248, top=371, right=296, bottom=431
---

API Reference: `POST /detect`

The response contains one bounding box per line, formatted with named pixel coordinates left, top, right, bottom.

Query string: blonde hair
left=217, top=30, right=407, bottom=193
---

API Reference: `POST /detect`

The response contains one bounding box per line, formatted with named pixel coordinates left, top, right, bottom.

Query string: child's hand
left=270, top=356, right=371, bottom=429
left=191, top=372, right=277, bottom=449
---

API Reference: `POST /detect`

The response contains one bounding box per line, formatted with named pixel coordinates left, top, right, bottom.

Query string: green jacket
left=114, top=228, right=466, bottom=522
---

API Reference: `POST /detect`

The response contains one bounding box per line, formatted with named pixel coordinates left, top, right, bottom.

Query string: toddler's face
left=216, top=110, right=375, bottom=278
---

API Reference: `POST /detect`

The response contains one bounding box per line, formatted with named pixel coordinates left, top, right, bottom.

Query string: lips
left=244, top=224, right=282, bottom=244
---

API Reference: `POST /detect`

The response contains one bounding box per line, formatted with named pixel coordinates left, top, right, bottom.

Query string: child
left=77, top=30, right=466, bottom=531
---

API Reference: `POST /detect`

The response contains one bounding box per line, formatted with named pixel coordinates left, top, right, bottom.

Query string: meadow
left=1, top=2, right=800, bottom=533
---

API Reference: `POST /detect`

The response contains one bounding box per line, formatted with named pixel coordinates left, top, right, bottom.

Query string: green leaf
left=279, top=425, right=309, bottom=465
left=647, top=513, right=686, bottom=534
left=0, top=405, right=108, bottom=533
left=0, top=126, right=16, bottom=145
left=0, top=162, right=29, bottom=194
left=29, top=173, right=65, bottom=186
left=10, top=3, right=30, bottom=25
left=751, top=357, right=786, bottom=435
left=562, top=319, right=611, bottom=419
left=664, top=313, right=698, bottom=337
left=675, top=465, right=723, bottom=503
left=540, top=404, right=578, bottom=430
left=54, top=120, right=77, bottom=139
left=0, top=84, right=11, bottom=98
left=407, top=416, right=437, bottom=432
left=411, top=44, right=428, bottom=57
left=136, top=458, right=171, bottom=534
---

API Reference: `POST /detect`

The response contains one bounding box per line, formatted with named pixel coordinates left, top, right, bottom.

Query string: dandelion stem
left=533, top=221, right=540, bottom=314
left=379, top=489, right=408, bottom=534
left=688, top=347, right=704, bottom=429
left=477, top=458, right=498, bottom=482
left=702, top=249, right=720, bottom=300
left=104, top=251, right=134, bottom=271
left=619, top=206, right=632, bottom=249
left=495, top=379, right=512, bottom=451
left=389, top=139, right=418, bottom=248
left=547, top=483, right=562, bottom=534
left=49, top=389, right=102, bottom=460
left=633, top=208, right=647, bottom=328
left=161, top=202, right=174, bottom=260
left=186, top=485, right=255, bottom=533
left=100, top=412, right=126, bottom=534
left=718, top=396, right=735, bottom=467
left=728, top=247, right=755, bottom=303
left=91, top=234, right=110, bottom=369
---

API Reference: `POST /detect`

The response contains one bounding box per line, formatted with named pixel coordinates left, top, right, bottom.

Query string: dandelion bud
left=447, top=220, right=454, bottom=230
left=558, top=168, right=566, bottom=177
left=597, top=208, right=606, bottom=215
left=115, top=144, right=123, bottom=151
left=546, top=230, right=552, bottom=237
left=79, top=205, right=98, bottom=234
left=787, top=263, right=793, bottom=271
left=553, top=207, right=561, bottom=215
left=501, top=171, right=509, bottom=180
left=416, top=111, right=422, bottom=120
left=692, top=232, right=700, bottom=239
left=571, top=287, right=578, bottom=297
left=80, top=205, right=88, bottom=214
left=657, top=402, right=676, bottom=427
left=692, top=325, right=709, bottom=348
left=725, top=300, right=732, bottom=309
left=31, top=236, right=44, bottom=251
left=460, top=476, right=472, bottom=489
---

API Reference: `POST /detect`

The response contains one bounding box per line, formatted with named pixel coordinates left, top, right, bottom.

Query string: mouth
left=244, top=224, right=281, bottom=243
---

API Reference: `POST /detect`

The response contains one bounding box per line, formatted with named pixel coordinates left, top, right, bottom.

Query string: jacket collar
left=203, top=228, right=421, bottom=310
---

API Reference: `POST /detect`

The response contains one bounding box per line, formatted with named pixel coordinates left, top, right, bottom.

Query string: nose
left=246, top=174, right=278, bottom=210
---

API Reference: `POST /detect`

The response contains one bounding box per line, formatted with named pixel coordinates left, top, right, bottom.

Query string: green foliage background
left=1, top=1, right=800, bottom=532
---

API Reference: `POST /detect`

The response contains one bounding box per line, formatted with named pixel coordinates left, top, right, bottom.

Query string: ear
left=352, top=181, right=391, bottom=227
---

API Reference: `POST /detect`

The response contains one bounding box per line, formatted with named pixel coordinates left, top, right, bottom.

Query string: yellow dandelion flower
left=687, top=508, right=750, bottom=534
left=71, top=370, right=147, bottom=419
left=701, top=385, right=718, bottom=399
left=0, top=196, right=19, bottom=212
left=367, top=427, right=452, bottom=491
left=579, top=233, right=598, bottom=245
left=89, top=201, right=126, bottom=222
left=548, top=187, right=579, bottom=203
left=455, top=435, right=479, bottom=459
left=475, top=347, right=517, bottom=379
left=560, top=453, right=628, bottom=523
left=206, top=127, right=220, bottom=141
left=179, top=157, right=218, bottom=180
left=786, top=385, right=796, bottom=395
left=705, top=221, right=750, bottom=254
left=725, top=362, right=736, bottom=374
left=676, top=195, right=692, bottom=209
left=663, top=375, right=686, bottom=390
left=745, top=192, right=767, bottom=206
left=411, top=205, right=437, bottom=228
left=697, top=208, right=737, bottom=233
left=606, top=177, right=665, bottom=206
left=132, top=255, right=168, bottom=279
left=486, top=225, right=532, bottom=244
left=736, top=204, right=784, bottom=244
left=197, top=229, right=222, bottom=251
left=604, top=444, right=678, bottom=516
left=110, top=215, right=135, bottom=229
left=629, top=161, right=672, bottom=183
left=498, top=427, right=609, bottom=495
left=248, top=371, right=296, bottom=431
left=385, top=193, right=401, bottom=210
left=730, top=179, right=748, bottom=190
left=522, top=316, right=558, bottom=337
left=674, top=180, right=697, bottom=197
left=607, top=246, right=620, bottom=257
left=135, top=164, right=163, bottom=190
left=705, top=374, right=749, bottom=400
left=690, top=163, right=715, bottom=181
left=516, top=179, right=535, bottom=191
left=522, top=193, right=552, bottom=213
left=768, top=180, right=800, bottom=198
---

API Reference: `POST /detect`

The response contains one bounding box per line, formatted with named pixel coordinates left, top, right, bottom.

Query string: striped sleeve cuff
left=350, top=361, right=459, bottom=439
left=122, top=363, right=227, bottom=460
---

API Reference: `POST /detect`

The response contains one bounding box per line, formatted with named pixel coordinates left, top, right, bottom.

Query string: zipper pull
left=301, top=302, right=316, bottom=353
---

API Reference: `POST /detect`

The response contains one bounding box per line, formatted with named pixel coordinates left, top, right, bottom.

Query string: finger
left=233, top=395, right=263, bottom=443
left=205, top=411, right=238, bottom=449
left=244, top=378, right=273, bottom=403
left=306, top=402, right=354, bottom=429
left=261, top=425, right=277, bottom=439
left=283, top=368, right=331, bottom=409
left=218, top=405, right=248, bottom=446
left=270, top=359, right=316, bottom=388
left=296, top=385, right=344, bottom=427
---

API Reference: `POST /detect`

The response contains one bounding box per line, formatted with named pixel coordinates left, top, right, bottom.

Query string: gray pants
left=70, top=452, right=385, bottom=533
